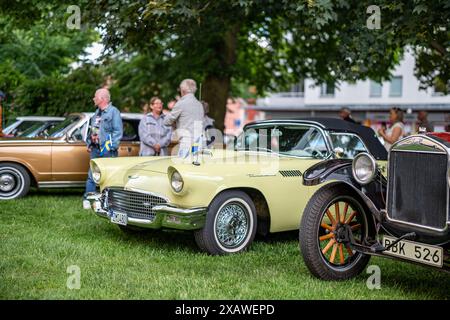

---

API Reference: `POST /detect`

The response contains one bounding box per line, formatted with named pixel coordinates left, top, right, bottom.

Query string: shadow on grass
left=256, top=230, right=298, bottom=243
left=28, top=187, right=84, bottom=197
left=97, top=223, right=201, bottom=254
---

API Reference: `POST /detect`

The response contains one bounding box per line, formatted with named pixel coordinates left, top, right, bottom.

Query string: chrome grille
left=104, top=188, right=167, bottom=221
left=387, top=150, right=448, bottom=230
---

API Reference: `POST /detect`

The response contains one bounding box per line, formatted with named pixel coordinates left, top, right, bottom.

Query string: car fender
left=303, top=159, right=386, bottom=223
left=0, top=157, right=41, bottom=182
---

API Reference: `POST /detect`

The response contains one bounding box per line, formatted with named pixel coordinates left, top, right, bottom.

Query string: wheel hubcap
left=0, top=174, right=16, bottom=192
left=318, top=200, right=362, bottom=266
left=216, top=203, right=249, bottom=248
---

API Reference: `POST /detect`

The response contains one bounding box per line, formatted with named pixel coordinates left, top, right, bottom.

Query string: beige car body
left=0, top=112, right=143, bottom=199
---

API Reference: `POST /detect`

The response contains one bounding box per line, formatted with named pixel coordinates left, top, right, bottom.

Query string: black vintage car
left=299, top=131, right=450, bottom=280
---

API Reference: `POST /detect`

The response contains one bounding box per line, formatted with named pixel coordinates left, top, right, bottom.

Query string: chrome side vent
left=279, top=170, right=302, bottom=177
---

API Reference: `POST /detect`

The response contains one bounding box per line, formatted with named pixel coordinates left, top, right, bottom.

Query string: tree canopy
left=84, top=0, right=449, bottom=129
left=0, top=1, right=448, bottom=128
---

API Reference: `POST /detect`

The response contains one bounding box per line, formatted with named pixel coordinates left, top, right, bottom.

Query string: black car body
left=299, top=132, right=449, bottom=280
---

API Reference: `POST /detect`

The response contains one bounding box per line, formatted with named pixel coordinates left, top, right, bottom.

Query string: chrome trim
left=38, top=181, right=85, bottom=188
left=386, top=134, right=450, bottom=232
left=385, top=214, right=449, bottom=233
left=352, top=152, right=377, bottom=185
left=121, top=187, right=170, bottom=203
left=152, top=205, right=207, bottom=216
left=387, top=149, right=446, bottom=155
left=0, top=140, right=55, bottom=144
left=128, top=216, right=154, bottom=225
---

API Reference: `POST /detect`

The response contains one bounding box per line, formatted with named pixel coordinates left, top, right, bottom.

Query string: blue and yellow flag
left=100, top=134, right=113, bottom=156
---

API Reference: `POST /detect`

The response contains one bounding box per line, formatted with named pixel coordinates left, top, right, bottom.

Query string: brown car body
left=0, top=112, right=143, bottom=199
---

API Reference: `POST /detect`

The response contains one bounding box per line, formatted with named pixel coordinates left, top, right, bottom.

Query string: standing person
left=202, top=100, right=216, bottom=147
left=201, top=100, right=215, bottom=130
left=164, top=79, right=204, bottom=157
left=416, top=110, right=433, bottom=133
left=338, top=107, right=357, bottom=124
left=83, top=88, right=123, bottom=209
left=138, top=97, right=172, bottom=156
left=378, top=107, right=405, bottom=150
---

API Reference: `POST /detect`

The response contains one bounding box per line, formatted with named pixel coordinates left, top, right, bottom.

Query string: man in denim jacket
left=83, top=88, right=123, bottom=209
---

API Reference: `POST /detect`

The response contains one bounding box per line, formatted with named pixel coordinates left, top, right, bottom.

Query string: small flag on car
left=100, top=134, right=113, bottom=156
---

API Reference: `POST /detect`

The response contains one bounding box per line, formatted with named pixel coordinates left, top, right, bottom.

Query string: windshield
left=236, top=125, right=330, bottom=158
left=330, top=133, right=368, bottom=159
left=48, top=115, right=81, bottom=138
left=18, top=121, right=60, bottom=138
left=6, top=120, right=39, bottom=136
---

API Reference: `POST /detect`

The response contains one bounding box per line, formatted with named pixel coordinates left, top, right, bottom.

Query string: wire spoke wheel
left=194, top=191, right=257, bottom=255
left=215, top=202, right=249, bottom=249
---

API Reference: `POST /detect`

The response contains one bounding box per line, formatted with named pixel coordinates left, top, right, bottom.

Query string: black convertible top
left=246, top=117, right=388, bottom=160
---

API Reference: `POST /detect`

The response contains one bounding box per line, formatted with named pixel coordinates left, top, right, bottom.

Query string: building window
left=320, top=82, right=335, bottom=97
left=290, top=80, right=304, bottom=96
left=370, top=81, right=382, bottom=97
left=389, top=76, right=403, bottom=97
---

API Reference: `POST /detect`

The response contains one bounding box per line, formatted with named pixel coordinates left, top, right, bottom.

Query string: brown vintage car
left=0, top=112, right=143, bottom=200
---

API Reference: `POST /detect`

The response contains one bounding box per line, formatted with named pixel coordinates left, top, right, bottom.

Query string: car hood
left=127, top=149, right=312, bottom=176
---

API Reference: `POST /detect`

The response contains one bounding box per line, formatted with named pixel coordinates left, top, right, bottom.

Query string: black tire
left=299, top=185, right=371, bottom=280
left=0, top=163, right=31, bottom=200
left=194, top=190, right=257, bottom=255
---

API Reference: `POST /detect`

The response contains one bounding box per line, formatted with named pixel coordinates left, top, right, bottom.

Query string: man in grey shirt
left=164, top=79, right=204, bottom=157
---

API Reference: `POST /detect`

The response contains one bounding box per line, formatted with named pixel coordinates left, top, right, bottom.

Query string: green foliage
left=13, top=64, right=105, bottom=117
left=0, top=0, right=448, bottom=123
left=0, top=2, right=99, bottom=119
left=85, top=0, right=449, bottom=94
left=0, top=189, right=449, bottom=299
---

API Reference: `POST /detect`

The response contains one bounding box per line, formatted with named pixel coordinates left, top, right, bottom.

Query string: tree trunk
left=201, top=25, right=239, bottom=132
left=202, top=75, right=230, bottom=132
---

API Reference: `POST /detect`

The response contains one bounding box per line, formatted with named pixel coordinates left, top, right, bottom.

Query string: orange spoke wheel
left=319, top=199, right=364, bottom=266
left=299, top=185, right=372, bottom=281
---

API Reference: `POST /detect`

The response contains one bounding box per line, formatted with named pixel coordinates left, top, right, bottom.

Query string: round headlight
left=170, top=170, right=184, bottom=193
left=352, top=153, right=376, bottom=185
left=92, top=163, right=101, bottom=184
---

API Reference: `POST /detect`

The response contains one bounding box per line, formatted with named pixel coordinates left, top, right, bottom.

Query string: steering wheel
left=303, top=146, right=325, bottom=158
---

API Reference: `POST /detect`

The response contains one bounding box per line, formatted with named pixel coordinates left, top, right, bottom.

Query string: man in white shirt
left=164, top=79, right=204, bottom=157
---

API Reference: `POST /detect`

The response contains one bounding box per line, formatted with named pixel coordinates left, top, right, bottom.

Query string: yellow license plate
left=382, top=235, right=443, bottom=268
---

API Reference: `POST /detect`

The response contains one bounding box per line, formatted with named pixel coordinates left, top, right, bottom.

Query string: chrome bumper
left=86, top=192, right=207, bottom=230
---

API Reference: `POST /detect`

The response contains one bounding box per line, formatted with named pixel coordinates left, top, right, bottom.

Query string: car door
left=51, top=121, right=90, bottom=184
left=239, top=123, right=332, bottom=232
left=119, top=119, right=141, bottom=156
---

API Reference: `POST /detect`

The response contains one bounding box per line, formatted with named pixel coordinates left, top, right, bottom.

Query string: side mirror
left=65, top=132, right=75, bottom=143
left=333, top=147, right=344, bottom=159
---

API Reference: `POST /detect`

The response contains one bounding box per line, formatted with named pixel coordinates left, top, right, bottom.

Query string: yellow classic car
left=87, top=118, right=387, bottom=255
left=0, top=112, right=143, bottom=199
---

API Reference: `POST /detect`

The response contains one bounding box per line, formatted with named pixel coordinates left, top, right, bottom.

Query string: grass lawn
left=0, top=189, right=449, bottom=300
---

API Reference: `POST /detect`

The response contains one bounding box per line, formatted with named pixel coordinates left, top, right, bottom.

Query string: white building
left=255, top=49, right=450, bottom=132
